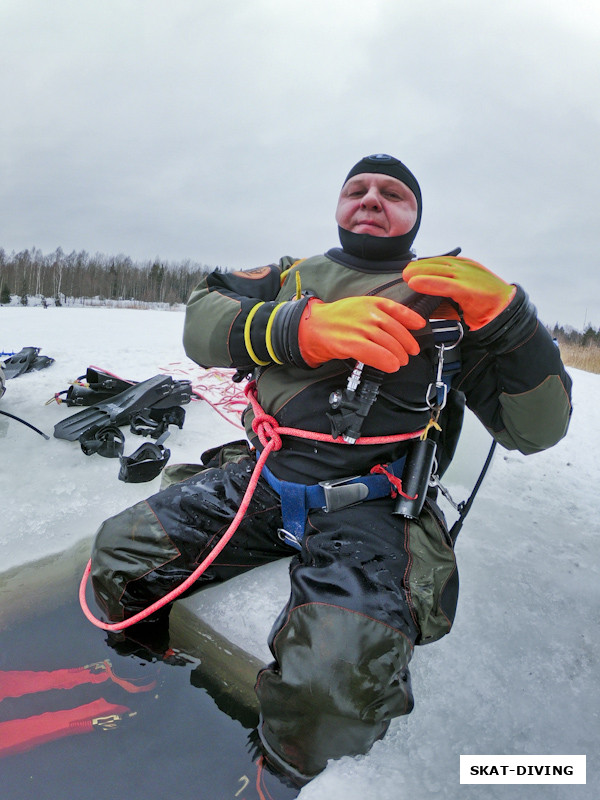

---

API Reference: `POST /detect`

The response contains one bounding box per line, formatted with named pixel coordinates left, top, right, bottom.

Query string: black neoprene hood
left=338, top=154, right=422, bottom=260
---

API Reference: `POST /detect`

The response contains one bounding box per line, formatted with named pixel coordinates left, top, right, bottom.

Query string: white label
left=460, top=755, right=586, bottom=784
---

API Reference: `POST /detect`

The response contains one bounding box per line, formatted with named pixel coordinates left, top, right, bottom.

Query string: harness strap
left=0, top=698, right=133, bottom=758
left=260, top=454, right=408, bottom=549
left=0, top=661, right=156, bottom=702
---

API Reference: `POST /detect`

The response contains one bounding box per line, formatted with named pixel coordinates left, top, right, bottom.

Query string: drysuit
left=91, top=247, right=572, bottom=780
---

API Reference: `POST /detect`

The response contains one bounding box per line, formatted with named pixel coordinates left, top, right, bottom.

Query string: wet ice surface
left=1, top=305, right=598, bottom=798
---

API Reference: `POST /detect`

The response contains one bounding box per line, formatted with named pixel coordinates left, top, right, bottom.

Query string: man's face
left=335, top=173, right=418, bottom=238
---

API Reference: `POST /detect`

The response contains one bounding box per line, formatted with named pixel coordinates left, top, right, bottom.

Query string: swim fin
left=2, top=347, right=41, bottom=378
left=30, top=354, right=55, bottom=371
left=53, top=374, right=192, bottom=441
left=86, top=366, right=134, bottom=394
left=55, top=366, right=191, bottom=407
left=57, top=366, right=136, bottom=406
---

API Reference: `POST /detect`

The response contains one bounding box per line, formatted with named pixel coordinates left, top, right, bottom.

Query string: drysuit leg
left=91, top=456, right=292, bottom=622
left=255, top=497, right=459, bottom=779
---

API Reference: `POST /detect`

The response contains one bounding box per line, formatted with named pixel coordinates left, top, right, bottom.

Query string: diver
left=89, top=154, right=572, bottom=788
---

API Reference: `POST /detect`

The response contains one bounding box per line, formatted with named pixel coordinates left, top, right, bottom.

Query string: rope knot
left=245, top=381, right=282, bottom=451
left=251, top=411, right=282, bottom=451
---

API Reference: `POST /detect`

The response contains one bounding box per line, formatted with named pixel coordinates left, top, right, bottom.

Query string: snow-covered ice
left=1, top=305, right=598, bottom=798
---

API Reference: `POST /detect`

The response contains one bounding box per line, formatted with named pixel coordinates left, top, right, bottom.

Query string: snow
left=1, top=305, right=598, bottom=798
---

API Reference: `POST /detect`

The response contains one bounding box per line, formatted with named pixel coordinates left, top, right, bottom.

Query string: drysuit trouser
left=91, top=454, right=459, bottom=778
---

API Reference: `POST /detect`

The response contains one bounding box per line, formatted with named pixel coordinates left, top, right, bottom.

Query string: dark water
left=0, top=593, right=284, bottom=800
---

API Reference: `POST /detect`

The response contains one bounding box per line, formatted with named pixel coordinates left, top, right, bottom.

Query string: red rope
left=159, top=362, right=247, bottom=429
left=79, top=381, right=424, bottom=632
left=245, top=381, right=424, bottom=446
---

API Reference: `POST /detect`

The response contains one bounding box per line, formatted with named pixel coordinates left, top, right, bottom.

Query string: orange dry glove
left=403, top=257, right=516, bottom=330
left=297, top=296, right=425, bottom=372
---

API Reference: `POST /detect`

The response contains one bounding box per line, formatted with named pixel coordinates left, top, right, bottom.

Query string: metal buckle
left=84, top=660, right=109, bottom=673
left=93, top=714, right=122, bottom=730
left=93, top=711, right=137, bottom=730
left=318, top=476, right=369, bottom=513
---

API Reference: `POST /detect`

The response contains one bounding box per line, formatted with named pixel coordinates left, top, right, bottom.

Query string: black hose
left=449, top=440, right=497, bottom=543
left=0, top=409, right=50, bottom=439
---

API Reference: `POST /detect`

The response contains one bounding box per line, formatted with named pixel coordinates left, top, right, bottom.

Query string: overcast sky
left=1, top=0, right=598, bottom=327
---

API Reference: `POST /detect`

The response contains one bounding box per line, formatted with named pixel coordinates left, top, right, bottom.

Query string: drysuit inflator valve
left=327, top=362, right=384, bottom=444
left=327, top=360, right=435, bottom=519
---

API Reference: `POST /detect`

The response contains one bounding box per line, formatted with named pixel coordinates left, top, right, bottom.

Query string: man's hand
left=403, top=257, right=516, bottom=330
left=298, top=296, right=425, bottom=372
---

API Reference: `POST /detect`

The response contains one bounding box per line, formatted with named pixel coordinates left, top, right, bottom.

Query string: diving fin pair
left=2, top=347, right=55, bottom=379
left=53, top=374, right=192, bottom=441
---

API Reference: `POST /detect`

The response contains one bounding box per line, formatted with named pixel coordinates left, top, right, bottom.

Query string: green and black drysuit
left=91, top=247, right=572, bottom=780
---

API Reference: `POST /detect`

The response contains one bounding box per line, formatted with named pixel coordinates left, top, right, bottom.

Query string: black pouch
left=200, top=439, right=253, bottom=468
left=158, top=440, right=253, bottom=490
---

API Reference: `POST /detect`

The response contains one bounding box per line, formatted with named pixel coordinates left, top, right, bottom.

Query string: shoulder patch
left=232, top=266, right=272, bottom=280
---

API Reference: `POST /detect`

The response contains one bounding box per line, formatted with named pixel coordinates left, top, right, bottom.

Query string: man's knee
left=255, top=602, right=414, bottom=777
left=91, top=499, right=181, bottom=621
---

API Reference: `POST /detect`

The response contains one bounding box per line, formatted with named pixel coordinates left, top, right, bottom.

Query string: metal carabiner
left=426, top=343, right=449, bottom=412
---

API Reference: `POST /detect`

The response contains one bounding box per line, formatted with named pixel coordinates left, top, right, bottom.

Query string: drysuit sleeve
left=183, top=258, right=311, bottom=370
left=455, top=285, right=572, bottom=454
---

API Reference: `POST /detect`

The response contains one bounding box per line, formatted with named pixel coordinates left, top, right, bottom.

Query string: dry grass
left=557, top=342, right=600, bottom=374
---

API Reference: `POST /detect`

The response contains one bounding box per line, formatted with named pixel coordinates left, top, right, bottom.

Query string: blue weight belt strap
left=260, top=454, right=407, bottom=549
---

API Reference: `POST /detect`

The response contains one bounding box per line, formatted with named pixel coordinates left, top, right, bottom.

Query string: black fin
left=2, top=347, right=40, bottom=379
left=63, top=367, right=135, bottom=406
left=60, top=367, right=191, bottom=408
left=30, top=354, right=55, bottom=371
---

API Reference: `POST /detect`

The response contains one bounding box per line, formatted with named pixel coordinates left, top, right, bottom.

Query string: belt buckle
left=318, top=475, right=369, bottom=513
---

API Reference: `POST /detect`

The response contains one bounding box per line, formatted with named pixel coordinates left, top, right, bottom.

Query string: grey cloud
left=1, top=0, right=598, bottom=326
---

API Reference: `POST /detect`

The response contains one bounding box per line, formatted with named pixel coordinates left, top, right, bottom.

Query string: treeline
left=0, top=247, right=217, bottom=306
left=2, top=248, right=599, bottom=347
left=549, top=323, right=600, bottom=348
